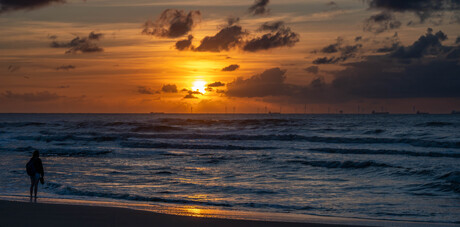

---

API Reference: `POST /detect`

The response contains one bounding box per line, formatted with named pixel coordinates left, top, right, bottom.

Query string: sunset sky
left=1, top=0, right=459, bottom=113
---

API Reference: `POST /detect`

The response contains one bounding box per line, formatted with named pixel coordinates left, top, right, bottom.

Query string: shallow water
left=0, top=114, right=459, bottom=223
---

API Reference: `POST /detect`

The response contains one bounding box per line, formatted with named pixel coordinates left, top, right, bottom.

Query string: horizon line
left=0, top=112, right=458, bottom=115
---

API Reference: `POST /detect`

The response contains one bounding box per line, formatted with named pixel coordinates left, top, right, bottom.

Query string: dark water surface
left=0, top=114, right=459, bottom=223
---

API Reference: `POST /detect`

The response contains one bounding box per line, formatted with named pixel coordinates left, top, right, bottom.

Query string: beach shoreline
left=0, top=199, right=353, bottom=227
left=0, top=196, right=457, bottom=227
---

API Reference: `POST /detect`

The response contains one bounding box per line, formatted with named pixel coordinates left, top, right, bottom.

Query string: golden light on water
left=186, top=207, right=203, bottom=217
left=192, top=80, right=207, bottom=94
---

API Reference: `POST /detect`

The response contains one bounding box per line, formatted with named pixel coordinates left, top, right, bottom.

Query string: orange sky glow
left=1, top=0, right=459, bottom=113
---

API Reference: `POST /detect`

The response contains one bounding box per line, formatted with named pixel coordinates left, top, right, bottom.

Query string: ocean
left=0, top=113, right=459, bottom=224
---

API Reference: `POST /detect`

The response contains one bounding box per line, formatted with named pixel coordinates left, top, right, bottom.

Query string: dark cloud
left=364, top=11, right=401, bottom=34
left=313, top=57, right=340, bottom=64
left=0, top=0, right=64, bottom=13
left=1, top=90, right=61, bottom=102
left=142, top=9, right=201, bottom=38
left=376, top=32, right=401, bottom=52
left=161, top=84, right=178, bottom=93
left=320, top=37, right=342, bottom=53
left=207, top=81, right=225, bottom=87
left=175, top=35, right=193, bottom=51
left=330, top=57, right=460, bottom=99
left=183, top=90, right=202, bottom=99
left=446, top=47, right=460, bottom=59
left=377, top=42, right=400, bottom=53
left=50, top=32, right=104, bottom=54
left=225, top=68, right=333, bottom=101
left=321, top=44, right=339, bottom=53
left=138, top=86, right=158, bottom=95
left=194, top=25, right=246, bottom=52
left=248, top=0, right=269, bottom=16
left=7, top=65, right=20, bottom=72
left=226, top=29, right=460, bottom=103
left=319, top=37, right=344, bottom=54
left=355, top=36, right=363, bottom=42
left=243, top=23, right=299, bottom=52
left=367, top=0, right=460, bottom=22
left=184, top=94, right=198, bottom=99
left=390, top=28, right=449, bottom=59
left=313, top=39, right=362, bottom=64
left=88, top=32, right=103, bottom=40
left=176, top=20, right=298, bottom=53
left=56, top=65, right=75, bottom=71
left=341, top=44, right=363, bottom=57
left=189, top=90, right=202, bottom=95
left=57, top=85, right=70, bottom=89
left=304, top=66, right=319, bottom=74
left=227, top=17, right=240, bottom=26
left=258, top=21, right=284, bottom=32
left=226, top=68, right=292, bottom=97
left=221, top=64, right=240, bottom=72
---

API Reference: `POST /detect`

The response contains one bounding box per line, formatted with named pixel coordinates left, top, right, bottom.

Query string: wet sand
left=0, top=200, right=358, bottom=227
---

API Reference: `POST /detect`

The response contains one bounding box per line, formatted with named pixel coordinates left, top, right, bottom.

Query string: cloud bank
left=143, top=9, right=201, bottom=38
left=0, top=0, right=64, bottom=13
left=50, top=32, right=104, bottom=54
left=226, top=68, right=292, bottom=97
left=226, top=29, right=460, bottom=103
left=366, top=0, right=460, bottom=22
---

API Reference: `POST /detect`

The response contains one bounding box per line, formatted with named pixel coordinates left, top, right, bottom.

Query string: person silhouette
left=26, top=150, right=44, bottom=202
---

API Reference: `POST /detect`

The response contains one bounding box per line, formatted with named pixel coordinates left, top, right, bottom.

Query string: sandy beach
left=0, top=200, right=358, bottom=227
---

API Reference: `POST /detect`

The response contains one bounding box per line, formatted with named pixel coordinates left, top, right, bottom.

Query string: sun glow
left=192, top=80, right=207, bottom=94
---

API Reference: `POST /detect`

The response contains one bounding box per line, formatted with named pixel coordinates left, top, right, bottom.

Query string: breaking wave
left=310, top=148, right=460, bottom=158
left=13, top=133, right=460, bottom=149
left=0, top=122, right=47, bottom=128
left=287, top=159, right=393, bottom=169
left=119, top=142, right=276, bottom=150
left=45, top=182, right=318, bottom=211
left=416, top=122, right=454, bottom=127
left=13, top=146, right=112, bottom=157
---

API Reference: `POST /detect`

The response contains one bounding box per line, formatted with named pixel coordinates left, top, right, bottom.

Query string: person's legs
left=33, top=173, right=39, bottom=199
left=29, top=176, right=34, bottom=200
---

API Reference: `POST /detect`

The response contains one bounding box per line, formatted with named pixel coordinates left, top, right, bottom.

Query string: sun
left=192, top=80, right=207, bottom=94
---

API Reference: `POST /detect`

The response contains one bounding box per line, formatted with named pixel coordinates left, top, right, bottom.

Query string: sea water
left=0, top=114, right=459, bottom=223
